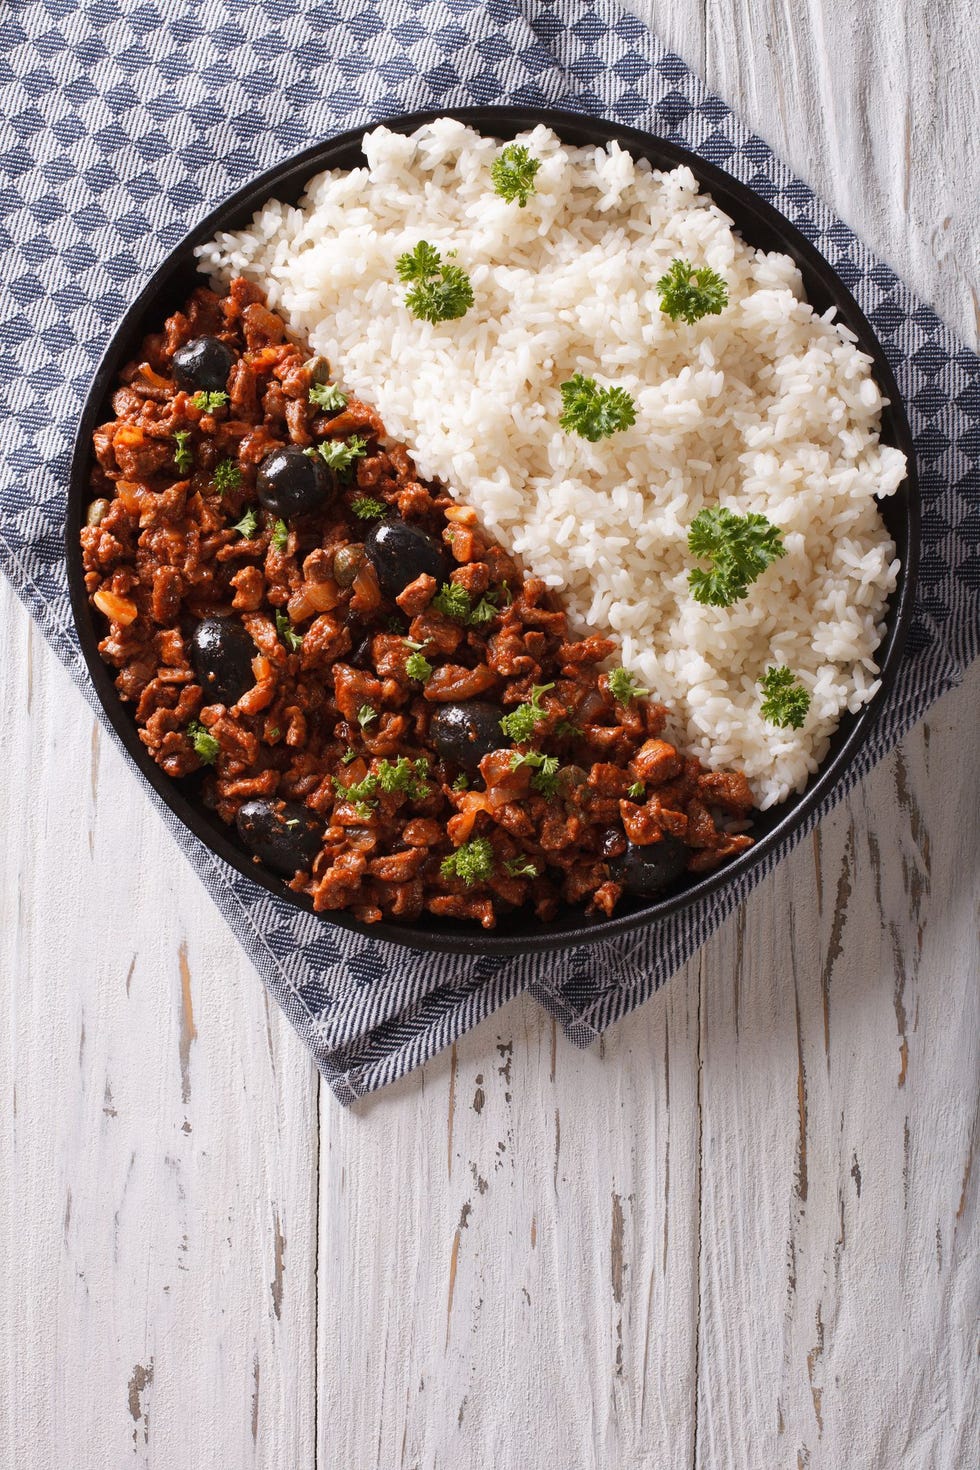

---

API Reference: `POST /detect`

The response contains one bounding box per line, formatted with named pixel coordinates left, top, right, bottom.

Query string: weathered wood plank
left=0, top=595, right=319, bottom=1467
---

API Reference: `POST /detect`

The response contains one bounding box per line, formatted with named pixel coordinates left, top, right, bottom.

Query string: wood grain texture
left=1, top=3, right=978, bottom=1467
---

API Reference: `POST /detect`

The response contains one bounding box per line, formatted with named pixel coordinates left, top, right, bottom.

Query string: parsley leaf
left=307, top=435, right=368, bottom=477
left=334, top=787, right=377, bottom=821
left=499, top=683, right=555, bottom=743
left=490, top=143, right=541, bottom=207
left=627, top=780, right=645, bottom=800
left=186, top=719, right=219, bottom=764
left=467, top=594, right=499, bottom=626
left=270, top=519, right=289, bottom=552
left=504, top=856, right=538, bottom=878
left=657, top=258, right=729, bottom=325
left=232, top=507, right=259, bottom=539
left=309, top=382, right=347, bottom=412
left=607, top=667, right=650, bottom=704
left=350, top=496, right=386, bottom=520
left=190, top=390, right=229, bottom=411
left=173, top=429, right=194, bottom=474
left=441, top=837, right=494, bottom=886
left=452, top=773, right=469, bottom=792
left=332, top=769, right=379, bottom=820
left=509, top=748, right=561, bottom=797
left=376, top=756, right=431, bottom=801
left=405, top=649, right=433, bottom=682
left=341, top=747, right=357, bottom=764
left=687, top=507, right=786, bottom=607
left=396, top=241, right=474, bottom=324
left=213, top=458, right=241, bottom=493
left=275, top=609, right=303, bottom=652
left=531, top=754, right=560, bottom=797
left=431, top=582, right=498, bottom=626
left=558, top=374, right=637, bottom=442
left=431, top=582, right=473, bottom=622
left=555, top=720, right=582, bottom=740
left=760, top=666, right=811, bottom=730
left=357, top=703, right=377, bottom=729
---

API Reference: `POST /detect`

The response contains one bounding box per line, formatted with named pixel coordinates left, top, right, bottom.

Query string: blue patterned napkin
left=1, top=0, right=977, bottom=1103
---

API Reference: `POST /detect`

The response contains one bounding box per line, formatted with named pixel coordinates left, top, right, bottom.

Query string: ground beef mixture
left=80, top=278, right=754, bottom=929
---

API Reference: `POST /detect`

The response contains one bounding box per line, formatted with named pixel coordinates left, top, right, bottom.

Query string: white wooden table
left=2, top=3, right=977, bottom=1466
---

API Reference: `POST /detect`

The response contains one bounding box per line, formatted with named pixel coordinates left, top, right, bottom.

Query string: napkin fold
left=1, top=0, right=977, bottom=1103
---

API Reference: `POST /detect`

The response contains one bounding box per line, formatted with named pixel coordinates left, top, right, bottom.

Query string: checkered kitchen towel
left=1, top=0, right=977, bottom=1103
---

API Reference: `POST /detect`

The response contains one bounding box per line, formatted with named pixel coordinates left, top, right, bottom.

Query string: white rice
left=197, top=118, right=904, bottom=807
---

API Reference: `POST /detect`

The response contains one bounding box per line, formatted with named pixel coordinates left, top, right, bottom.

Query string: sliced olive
left=172, top=336, right=236, bottom=393
left=608, top=834, right=689, bottom=897
left=363, top=518, right=445, bottom=600
left=190, top=617, right=255, bottom=707
left=236, top=799, right=325, bottom=878
left=257, top=445, right=333, bottom=518
left=430, top=701, right=506, bottom=773
left=348, top=633, right=373, bottom=670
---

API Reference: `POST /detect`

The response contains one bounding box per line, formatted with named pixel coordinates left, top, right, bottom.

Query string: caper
left=86, top=498, right=111, bottom=527
left=333, top=544, right=365, bottom=588
left=304, top=354, right=332, bottom=383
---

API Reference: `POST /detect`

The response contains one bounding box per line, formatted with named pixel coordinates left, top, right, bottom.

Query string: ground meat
left=81, top=279, right=755, bottom=929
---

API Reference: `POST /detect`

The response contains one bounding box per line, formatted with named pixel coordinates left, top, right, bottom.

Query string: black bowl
left=66, top=106, right=919, bottom=956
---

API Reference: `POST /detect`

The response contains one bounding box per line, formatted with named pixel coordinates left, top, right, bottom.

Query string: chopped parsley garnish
left=452, top=773, right=469, bottom=792
left=309, top=382, right=347, bottom=412
left=190, top=390, right=229, bottom=411
left=687, top=506, right=786, bottom=607
left=499, top=683, right=555, bottom=743
left=558, top=374, right=637, bottom=442
left=396, top=240, right=474, bottom=324
left=275, top=609, right=303, bottom=652
left=341, top=747, right=357, bottom=764
left=627, top=780, right=645, bottom=801
left=173, top=429, right=194, bottom=474
left=307, top=435, right=368, bottom=477
left=332, top=769, right=378, bottom=820
left=351, top=496, right=386, bottom=520
left=490, top=142, right=541, bottom=207
left=467, top=595, right=499, bottom=626
left=760, top=666, right=811, bottom=730
left=431, top=581, right=473, bottom=622
left=405, top=649, right=433, bottom=682
left=232, top=507, right=259, bottom=539
left=504, top=856, right=538, bottom=878
left=440, top=837, right=494, bottom=886
left=268, top=727, right=281, bottom=740
left=531, top=759, right=560, bottom=799
left=431, top=582, right=498, bottom=626
left=607, top=667, right=650, bottom=704
left=656, top=258, right=729, bottom=325
left=376, top=756, right=431, bottom=801
left=356, top=703, right=377, bottom=729
left=213, top=458, right=241, bottom=493
left=186, top=719, right=219, bottom=764
left=270, top=519, right=289, bottom=552
left=510, top=749, right=561, bottom=797
left=333, top=757, right=431, bottom=815
left=555, top=720, right=582, bottom=740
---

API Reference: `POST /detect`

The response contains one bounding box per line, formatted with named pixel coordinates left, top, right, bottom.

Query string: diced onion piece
left=93, top=588, right=138, bottom=626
